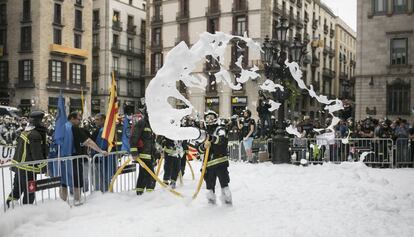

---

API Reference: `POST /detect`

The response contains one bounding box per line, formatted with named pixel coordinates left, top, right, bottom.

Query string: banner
left=0, top=145, right=15, bottom=165
left=316, top=132, right=336, bottom=146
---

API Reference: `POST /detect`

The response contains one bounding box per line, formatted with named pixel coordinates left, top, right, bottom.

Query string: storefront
left=205, top=97, right=219, bottom=114
left=19, top=99, right=32, bottom=117
left=47, top=97, right=63, bottom=116
left=123, top=100, right=135, bottom=115
left=91, top=99, right=101, bottom=115
left=231, top=96, right=247, bottom=116
left=70, top=98, right=83, bottom=114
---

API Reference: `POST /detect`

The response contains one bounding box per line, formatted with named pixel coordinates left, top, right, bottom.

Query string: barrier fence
left=1, top=137, right=413, bottom=213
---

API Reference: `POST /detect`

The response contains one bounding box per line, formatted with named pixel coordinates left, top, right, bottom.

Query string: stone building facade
left=355, top=0, right=414, bottom=121
left=145, top=0, right=355, bottom=120
left=0, top=0, right=92, bottom=116
left=91, top=0, right=146, bottom=115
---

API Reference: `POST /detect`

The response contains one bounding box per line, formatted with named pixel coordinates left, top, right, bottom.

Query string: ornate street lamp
left=261, top=17, right=309, bottom=164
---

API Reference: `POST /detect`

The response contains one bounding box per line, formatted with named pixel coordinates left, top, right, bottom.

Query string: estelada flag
left=102, top=72, right=119, bottom=152
left=186, top=144, right=199, bottom=161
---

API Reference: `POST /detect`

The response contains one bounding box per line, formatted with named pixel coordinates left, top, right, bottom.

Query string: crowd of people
left=2, top=104, right=414, bottom=207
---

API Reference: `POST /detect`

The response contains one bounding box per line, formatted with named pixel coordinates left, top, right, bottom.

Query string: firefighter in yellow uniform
left=7, top=111, right=48, bottom=208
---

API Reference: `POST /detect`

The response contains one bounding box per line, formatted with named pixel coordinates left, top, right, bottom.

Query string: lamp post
left=261, top=17, right=308, bottom=164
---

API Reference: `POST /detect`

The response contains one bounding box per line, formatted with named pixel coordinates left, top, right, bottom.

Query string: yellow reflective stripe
left=146, top=189, right=154, bottom=192
left=135, top=188, right=145, bottom=192
left=213, top=136, right=220, bottom=144
left=130, top=148, right=138, bottom=152
left=116, top=142, right=122, bottom=145
left=21, top=136, right=27, bottom=163
left=7, top=196, right=17, bottom=201
left=163, top=147, right=176, bottom=155
left=206, top=156, right=229, bottom=167
left=15, top=164, right=41, bottom=173
left=144, top=128, right=152, bottom=132
left=139, top=153, right=152, bottom=160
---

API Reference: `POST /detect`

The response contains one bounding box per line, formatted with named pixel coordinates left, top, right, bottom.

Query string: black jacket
left=129, top=117, right=157, bottom=160
left=199, top=124, right=229, bottom=169
left=12, top=126, right=48, bottom=173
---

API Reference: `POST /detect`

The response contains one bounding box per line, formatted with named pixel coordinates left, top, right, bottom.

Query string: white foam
left=146, top=32, right=261, bottom=140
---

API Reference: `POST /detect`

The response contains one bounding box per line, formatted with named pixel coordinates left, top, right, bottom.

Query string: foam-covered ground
left=1, top=161, right=413, bottom=237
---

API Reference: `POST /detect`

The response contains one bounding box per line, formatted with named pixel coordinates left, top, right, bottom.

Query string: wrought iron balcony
left=127, top=24, right=137, bottom=35
left=323, top=24, right=329, bottom=34
left=330, top=29, right=335, bottom=38
left=112, top=21, right=122, bottom=31
left=322, top=67, right=335, bottom=78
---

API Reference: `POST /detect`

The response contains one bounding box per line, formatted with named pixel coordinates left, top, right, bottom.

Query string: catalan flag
left=102, top=72, right=119, bottom=152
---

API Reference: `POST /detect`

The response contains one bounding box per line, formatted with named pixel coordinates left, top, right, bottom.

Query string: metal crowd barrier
left=0, top=155, right=90, bottom=213
left=395, top=138, right=414, bottom=167
left=91, top=151, right=133, bottom=193
left=289, top=138, right=394, bottom=167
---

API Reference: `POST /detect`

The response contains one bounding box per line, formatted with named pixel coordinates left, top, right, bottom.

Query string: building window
left=231, top=41, right=248, bottom=68
left=153, top=28, right=162, bottom=46
left=74, top=34, right=82, bottom=48
left=22, top=0, right=31, bottom=21
left=207, top=75, right=216, bottom=92
left=0, top=29, right=7, bottom=53
left=154, top=4, right=161, bottom=20
left=54, top=28, right=62, bottom=44
left=54, top=4, right=61, bottom=24
left=92, top=79, right=98, bottom=94
left=50, top=60, right=63, bottom=83
left=71, top=64, right=82, bottom=85
left=179, top=23, right=189, bottom=43
left=93, top=33, right=99, bottom=48
left=113, top=34, right=119, bottom=48
left=0, top=61, right=8, bottom=83
left=20, top=27, right=32, bottom=51
left=127, top=80, right=133, bottom=96
left=127, top=38, right=133, bottom=50
left=391, top=38, right=407, bottom=65
left=93, top=10, right=100, bottom=29
left=128, top=59, right=133, bottom=73
left=113, top=11, right=120, bottom=23
left=151, top=53, right=163, bottom=74
left=393, top=0, right=407, bottom=13
left=235, top=16, right=246, bottom=36
left=75, top=10, right=82, bottom=30
left=75, top=0, right=82, bottom=6
left=207, top=18, right=219, bottom=33
left=19, top=60, right=33, bottom=82
left=113, top=57, right=119, bottom=72
left=0, top=4, right=6, bottom=25
left=387, top=79, right=410, bottom=115
left=93, top=56, right=99, bottom=71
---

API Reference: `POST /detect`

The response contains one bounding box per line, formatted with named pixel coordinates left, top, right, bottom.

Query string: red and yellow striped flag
left=102, top=72, right=119, bottom=152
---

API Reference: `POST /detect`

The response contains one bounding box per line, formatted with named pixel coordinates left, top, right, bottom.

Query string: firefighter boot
left=221, top=186, right=232, bottom=206
left=206, top=189, right=216, bottom=205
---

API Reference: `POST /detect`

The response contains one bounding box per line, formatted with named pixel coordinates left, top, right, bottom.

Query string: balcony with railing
left=206, top=4, right=221, bottom=17
left=329, top=48, right=335, bottom=58
left=111, top=44, right=145, bottom=58
left=112, top=21, right=122, bottom=31
left=339, top=72, right=348, bottom=80
left=304, top=12, right=309, bottom=23
left=330, top=29, right=335, bottom=38
left=323, top=24, right=329, bottom=34
left=113, top=67, right=142, bottom=79
left=297, top=0, right=302, bottom=7
left=176, top=11, right=189, bottom=22
left=127, top=24, right=137, bottom=35
left=273, top=3, right=286, bottom=16
left=323, top=46, right=329, bottom=55
left=296, top=16, right=304, bottom=29
left=151, top=15, right=163, bottom=25
left=322, top=67, right=335, bottom=79
left=312, top=19, right=318, bottom=30
left=311, top=57, right=320, bottom=68
left=232, top=1, right=248, bottom=13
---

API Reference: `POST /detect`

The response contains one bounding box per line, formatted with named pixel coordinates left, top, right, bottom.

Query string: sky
left=322, top=0, right=357, bottom=32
